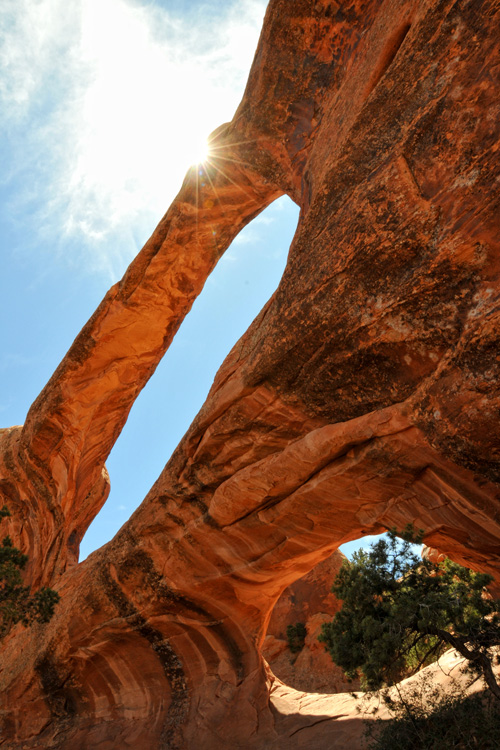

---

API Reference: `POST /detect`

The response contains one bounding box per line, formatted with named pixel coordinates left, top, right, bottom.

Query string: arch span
left=1, top=0, right=499, bottom=747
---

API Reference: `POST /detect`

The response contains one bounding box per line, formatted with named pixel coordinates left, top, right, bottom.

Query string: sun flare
left=76, top=0, right=234, bottom=220
left=0, top=0, right=268, bottom=267
left=190, top=136, right=210, bottom=166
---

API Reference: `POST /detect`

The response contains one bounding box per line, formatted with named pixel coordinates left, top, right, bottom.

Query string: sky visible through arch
left=0, top=0, right=394, bottom=562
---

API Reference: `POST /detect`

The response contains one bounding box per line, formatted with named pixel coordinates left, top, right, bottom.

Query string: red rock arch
left=1, top=0, right=499, bottom=746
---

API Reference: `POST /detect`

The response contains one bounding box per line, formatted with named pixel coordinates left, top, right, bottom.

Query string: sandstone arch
left=1, top=0, right=499, bottom=747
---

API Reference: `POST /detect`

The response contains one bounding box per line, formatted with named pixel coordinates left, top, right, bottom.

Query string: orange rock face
left=263, top=551, right=359, bottom=694
left=1, top=0, right=500, bottom=747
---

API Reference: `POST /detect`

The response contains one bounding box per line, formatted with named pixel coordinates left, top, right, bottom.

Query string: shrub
left=364, top=673, right=500, bottom=749
left=286, top=622, right=307, bottom=654
left=0, top=505, right=59, bottom=636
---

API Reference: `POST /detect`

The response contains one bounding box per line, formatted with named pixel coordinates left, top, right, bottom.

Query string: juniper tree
left=319, top=526, right=500, bottom=699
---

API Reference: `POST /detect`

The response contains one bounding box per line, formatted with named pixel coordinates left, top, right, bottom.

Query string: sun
left=76, top=0, right=240, bottom=227
left=190, top=136, right=210, bottom=166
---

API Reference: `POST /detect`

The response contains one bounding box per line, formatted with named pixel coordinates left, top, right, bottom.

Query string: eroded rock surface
left=263, top=550, right=359, bottom=694
left=1, top=0, right=499, bottom=747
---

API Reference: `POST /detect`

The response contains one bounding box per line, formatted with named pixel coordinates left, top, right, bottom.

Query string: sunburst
left=190, top=136, right=210, bottom=166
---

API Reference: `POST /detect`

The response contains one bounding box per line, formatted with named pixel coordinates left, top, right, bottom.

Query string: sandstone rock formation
left=263, top=550, right=359, bottom=694
left=1, top=0, right=499, bottom=747
left=269, top=647, right=499, bottom=749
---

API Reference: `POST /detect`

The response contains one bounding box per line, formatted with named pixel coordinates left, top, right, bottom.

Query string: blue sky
left=1, top=0, right=385, bottom=562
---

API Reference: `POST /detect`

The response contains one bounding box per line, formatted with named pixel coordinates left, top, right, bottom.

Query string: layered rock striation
left=1, top=0, right=499, bottom=747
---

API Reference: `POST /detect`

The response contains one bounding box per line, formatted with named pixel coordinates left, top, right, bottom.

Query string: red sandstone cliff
left=1, top=0, right=499, bottom=747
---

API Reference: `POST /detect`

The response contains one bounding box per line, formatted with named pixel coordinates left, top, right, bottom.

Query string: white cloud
left=233, top=229, right=259, bottom=246
left=0, top=0, right=81, bottom=121
left=0, top=0, right=267, bottom=278
left=253, top=214, right=274, bottom=226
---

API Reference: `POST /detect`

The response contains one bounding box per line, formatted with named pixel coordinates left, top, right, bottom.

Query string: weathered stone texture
left=263, top=550, right=360, bottom=694
left=1, top=0, right=499, bottom=747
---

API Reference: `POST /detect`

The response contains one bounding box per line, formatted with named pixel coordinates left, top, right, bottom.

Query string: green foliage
left=0, top=506, right=59, bottom=636
left=364, top=673, right=500, bottom=749
left=286, top=622, right=307, bottom=654
left=319, top=526, right=500, bottom=698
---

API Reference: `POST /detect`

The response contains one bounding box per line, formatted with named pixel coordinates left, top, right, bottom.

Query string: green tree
left=319, top=526, right=500, bottom=699
left=0, top=505, right=59, bottom=636
left=286, top=622, right=307, bottom=654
